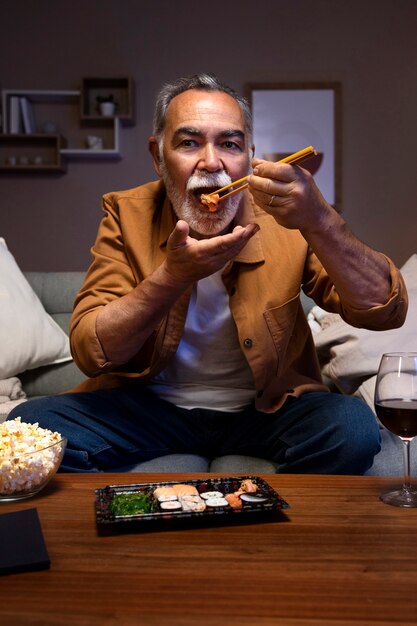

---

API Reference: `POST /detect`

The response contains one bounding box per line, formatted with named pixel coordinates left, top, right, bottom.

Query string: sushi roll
left=159, top=500, right=182, bottom=511
left=179, top=495, right=206, bottom=512
left=205, top=497, right=229, bottom=508
left=200, top=491, right=224, bottom=500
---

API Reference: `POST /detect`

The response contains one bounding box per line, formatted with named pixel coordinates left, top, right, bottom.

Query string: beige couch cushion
left=0, top=238, right=72, bottom=379
left=312, top=254, right=417, bottom=396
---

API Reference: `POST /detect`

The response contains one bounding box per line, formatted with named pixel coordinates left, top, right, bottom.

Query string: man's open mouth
left=191, top=187, right=219, bottom=203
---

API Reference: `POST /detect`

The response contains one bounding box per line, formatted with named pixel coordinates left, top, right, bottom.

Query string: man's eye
left=222, top=141, right=241, bottom=151
left=181, top=139, right=197, bottom=147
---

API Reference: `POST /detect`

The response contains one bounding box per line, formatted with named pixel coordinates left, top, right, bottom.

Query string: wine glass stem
left=402, top=439, right=412, bottom=492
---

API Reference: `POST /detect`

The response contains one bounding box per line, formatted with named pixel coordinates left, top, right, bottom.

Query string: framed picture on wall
left=246, top=82, right=342, bottom=211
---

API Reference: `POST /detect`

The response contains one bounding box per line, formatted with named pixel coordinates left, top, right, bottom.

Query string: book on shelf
left=19, top=97, right=36, bottom=133
left=9, top=96, right=22, bottom=133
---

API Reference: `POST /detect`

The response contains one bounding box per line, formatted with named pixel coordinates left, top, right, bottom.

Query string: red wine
left=375, top=400, right=417, bottom=438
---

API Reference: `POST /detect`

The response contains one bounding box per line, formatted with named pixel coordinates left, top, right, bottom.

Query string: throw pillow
left=0, top=238, right=72, bottom=379
left=312, top=254, right=417, bottom=394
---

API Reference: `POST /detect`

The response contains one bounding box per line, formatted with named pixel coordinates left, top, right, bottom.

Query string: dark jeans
left=7, top=387, right=381, bottom=474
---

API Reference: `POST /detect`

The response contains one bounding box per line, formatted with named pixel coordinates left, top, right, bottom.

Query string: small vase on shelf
left=96, top=95, right=118, bottom=117
left=99, top=102, right=116, bottom=116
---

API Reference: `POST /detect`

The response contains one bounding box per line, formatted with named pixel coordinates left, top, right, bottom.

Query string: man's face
left=150, top=90, right=252, bottom=238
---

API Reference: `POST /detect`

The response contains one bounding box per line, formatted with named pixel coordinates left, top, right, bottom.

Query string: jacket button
left=243, top=338, right=253, bottom=348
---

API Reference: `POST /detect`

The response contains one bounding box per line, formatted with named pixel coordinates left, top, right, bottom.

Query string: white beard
left=159, top=160, right=245, bottom=237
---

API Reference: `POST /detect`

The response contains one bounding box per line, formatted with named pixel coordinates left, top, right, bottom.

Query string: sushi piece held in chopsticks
left=200, top=193, right=220, bottom=212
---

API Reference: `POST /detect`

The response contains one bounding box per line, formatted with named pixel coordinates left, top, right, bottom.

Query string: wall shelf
left=61, top=118, right=121, bottom=159
left=81, top=77, right=135, bottom=125
left=0, top=134, right=67, bottom=173
left=0, top=78, right=134, bottom=173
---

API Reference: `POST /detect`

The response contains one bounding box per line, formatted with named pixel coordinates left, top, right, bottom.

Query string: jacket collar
left=233, top=190, right=265, bottom=264
left=158, top=185, right=177, bottom=249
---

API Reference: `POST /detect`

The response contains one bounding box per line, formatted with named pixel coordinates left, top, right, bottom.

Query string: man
left=9, top=73, right=408, bottom=474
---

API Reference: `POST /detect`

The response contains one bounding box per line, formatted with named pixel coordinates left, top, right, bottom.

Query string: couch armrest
left=19, top=271, right=87, bottom=396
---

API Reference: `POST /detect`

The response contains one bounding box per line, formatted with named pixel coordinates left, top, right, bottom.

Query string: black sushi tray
left=95, top=475, right=290, bottom=533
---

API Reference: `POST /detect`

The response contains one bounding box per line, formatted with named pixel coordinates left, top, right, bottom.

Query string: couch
left=16, top=270, right=415, bottom=477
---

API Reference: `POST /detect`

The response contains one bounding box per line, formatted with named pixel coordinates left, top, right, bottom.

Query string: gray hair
left=153, top=73, right=252, bottom=144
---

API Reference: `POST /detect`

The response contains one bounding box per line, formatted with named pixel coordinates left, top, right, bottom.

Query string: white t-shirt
left=148, top=269, right=255, bottom=411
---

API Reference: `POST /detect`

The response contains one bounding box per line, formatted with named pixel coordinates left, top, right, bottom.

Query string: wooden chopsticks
left=211, top=145, right=317, bottom=202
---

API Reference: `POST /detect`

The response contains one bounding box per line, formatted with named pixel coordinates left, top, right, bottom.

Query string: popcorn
left=0, top=417, right=64, bottom=495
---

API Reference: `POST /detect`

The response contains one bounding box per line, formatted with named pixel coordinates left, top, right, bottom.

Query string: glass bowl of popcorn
left=0, top=417, right=67, bottom=501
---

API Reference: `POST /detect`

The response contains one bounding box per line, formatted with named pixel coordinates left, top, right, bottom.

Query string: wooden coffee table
left=1, top=473, right=417, bottom=625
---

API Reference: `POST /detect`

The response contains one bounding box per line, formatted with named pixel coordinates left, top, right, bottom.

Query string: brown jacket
left=69, top=181, right=408, bottom=413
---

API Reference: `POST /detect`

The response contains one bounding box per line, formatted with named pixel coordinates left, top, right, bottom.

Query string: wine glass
left=374, top=352, right=417, bottom=507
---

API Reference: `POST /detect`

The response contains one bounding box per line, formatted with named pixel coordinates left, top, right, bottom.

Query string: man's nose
left=197, top=144, right=222, bottom=171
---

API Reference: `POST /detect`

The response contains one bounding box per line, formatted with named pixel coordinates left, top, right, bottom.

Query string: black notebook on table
left=0, top=507, right=50, bottom=575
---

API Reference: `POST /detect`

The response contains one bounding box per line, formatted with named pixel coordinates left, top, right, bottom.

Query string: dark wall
left=1, top=0, right=416, bottom=270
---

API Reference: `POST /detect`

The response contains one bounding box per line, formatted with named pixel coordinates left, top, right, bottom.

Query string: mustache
left=186, top=170, right=232, bottom=191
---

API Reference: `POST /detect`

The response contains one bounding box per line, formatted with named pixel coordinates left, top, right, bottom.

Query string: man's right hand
left=94, top=219, right=259, bottom=367
left=163, top=219, right=260, bottom=287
